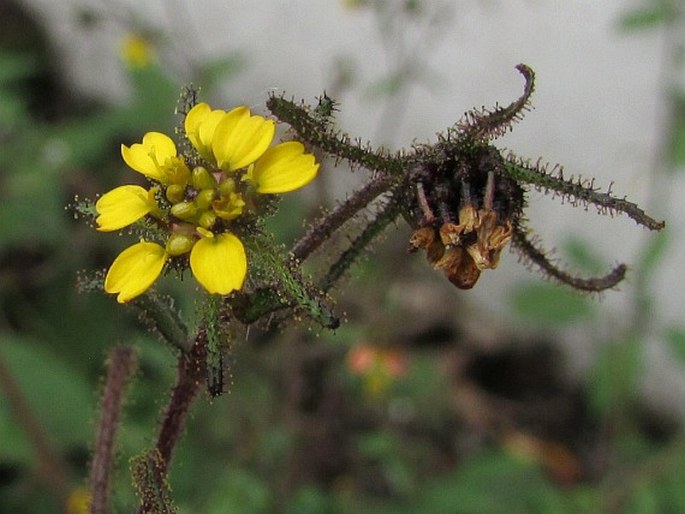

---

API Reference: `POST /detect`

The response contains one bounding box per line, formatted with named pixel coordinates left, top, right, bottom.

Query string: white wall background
left=20, top=0, right=685, bottom=415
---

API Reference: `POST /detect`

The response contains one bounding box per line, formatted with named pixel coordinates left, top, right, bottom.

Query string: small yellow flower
left=212, top=107, right=276, bottom=171
left=66, top=487, right=92, bottom=514
left=121, top=132, right=189, bottom=184
left=104, top=241, right=168, bottom=303
left=121, top=33, right=155, bottom=69
left=97, top=100, right=320, bottom=303
left=186, top=103, right=275, bottom=172
left=212, top=191, right=246, bottom=220
left=96, top=185, right=159, bottom=231
left=184, top=102, right=227, bottom=162
left=190, top=231, right=247, bottom=295
left=341, top=0, right=366, bottom=9
left=247, top=141, right=319, bottom=193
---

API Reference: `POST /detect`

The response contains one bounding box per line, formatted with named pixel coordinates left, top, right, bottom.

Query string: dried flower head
left=267, top=64, right=665, bottom=293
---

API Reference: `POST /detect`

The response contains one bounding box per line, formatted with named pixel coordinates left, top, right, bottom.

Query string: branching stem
left=511, top=226, right=627, bottom=292
left=90, top=345, right=137, bottom=514
left=290, top=173, right=399, bottom=262
left=504, top=161, right=665, bottom=231
left=321, top=195, right=403, bottom=292
left=267, top=95, right=406, bottom=175
left=154, top=329, right=207, bottom=473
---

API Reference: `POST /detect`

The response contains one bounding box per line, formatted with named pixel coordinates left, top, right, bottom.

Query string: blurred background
left=1, top=0, right=684, bottom=512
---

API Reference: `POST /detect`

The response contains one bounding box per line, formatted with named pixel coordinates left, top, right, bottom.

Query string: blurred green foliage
left=1, top=0, right=685, bottom=513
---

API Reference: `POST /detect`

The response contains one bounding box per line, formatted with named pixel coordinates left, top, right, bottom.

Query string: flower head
left=96, top=101, right=320, bottom=303
left=120, top=34, right=156, bottom=69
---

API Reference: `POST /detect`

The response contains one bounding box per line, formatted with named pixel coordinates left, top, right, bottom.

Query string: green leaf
left=416, top=450, right=568, bottom=514
left=637, top=230, right=669, bottom=272
left=665, top=326, right=685, bottom=364
left=618, top=7, right=669, bottom=31
left=588, top=336, right=642, bottom=417
left=561, top=236, right=608, bottom=275
left=0, top=334, right=95, bottom=462
left=202, top=468, right=270, bottom=514
left=367, top=72, right=406, bottom=98
left=128, top=64, right=179, bottom=129
left=0, top=399, right=32, bottom=463
left=673, top=112, right=685, bottom=169
left=509, top=282, right=594, bottom=326
left=0, top=51, right=37, bottom=83
left=0, top=90, right=30, bottom=129
left=197, top=54, right=245, bottom=90
left=625, top=484, right=659, bottom=514
left=0, top=162, right=67, bottom=245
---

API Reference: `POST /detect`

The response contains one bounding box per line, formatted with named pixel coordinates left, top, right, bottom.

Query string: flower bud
left=198, top=211, right=217, bottom=229
left=166, top=184, right=186, bottom=204
left=218, top=177, right=237, bottom=196
left=170, top=201, right=197, bottom=220
left=194, top=189, right=216, bottom=210
left=166, top=157, right=191, bottom=185
left=191, top=166, right=218, bottom=190
left=212, top=193, right=245, bottom=220
left=166, top=233, right=195, bottom=256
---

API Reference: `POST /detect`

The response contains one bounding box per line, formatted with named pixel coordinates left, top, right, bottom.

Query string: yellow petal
left=95, top=185, right=155, bottom=231
left=190, top=232, right=247, bottom=295
left=104, top=242, right=168, bottom=303
left=185, top=103, right=211, bottom=146
left=212, top=107, right=275, bottom=171
left=250, top=141, right=319, bottom=193
left=121, top=132, right=177, bottom=182
left=185, top=103, right=226, bottom=161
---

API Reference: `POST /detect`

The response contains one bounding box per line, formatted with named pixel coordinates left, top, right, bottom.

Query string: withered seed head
left=435, top=246, right=481, bottom=289
left=407, top=142, right=523, bottom=289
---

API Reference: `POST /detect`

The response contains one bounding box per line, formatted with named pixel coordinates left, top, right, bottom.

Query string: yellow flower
left=66, top=487, right=92, bottom=514
left=97, top=101, right=320, bottom=303
left=186, top=103, right=276, bottom=171
left=120, top=34, right=155, bottom=69
left=190, top=231, right=247, bottom=294
left=96, top=185, right=159, bottom=231
left=104, top=232, right=247, bottom=302
left=212, top=107, right=276, bottom=171
left=247, top=141, right=319, bottom=193
left=104, top=241, right=168, bottom=303
left=184, top=102, right=227, bottom=162
left=121, top=132, right=190, bottom=184
left=185, top=103, right=319, bottom=192
left=341, top=0, right=366, bottom=9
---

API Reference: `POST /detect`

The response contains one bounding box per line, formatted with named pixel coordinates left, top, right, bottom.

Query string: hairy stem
left=133, top=293, right=190, bottom=353
left=321, top=196, right=403, bottom=292
left=90, top=345, right=138, bottom=514
left=267, top=95, right=406, bottom=175
left=512, top=226, right=627, bottom=292
left=134, top=449, right=177, bottom=514
left=291, top=174, right=399, bottom=262
left=459, top=64, right=535, bottom=141
left=240, top=234, right=338, bottom=329
left=504, top=160, right=665, bottom=231
left=154, top=329, right=207, bottom=473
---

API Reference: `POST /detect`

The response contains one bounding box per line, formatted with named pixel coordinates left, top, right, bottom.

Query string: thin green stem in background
left=0, top=346, right=70, bottom=509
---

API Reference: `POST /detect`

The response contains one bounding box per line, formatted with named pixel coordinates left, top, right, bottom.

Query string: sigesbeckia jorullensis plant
left=76, top=67, right=664, bottom=513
